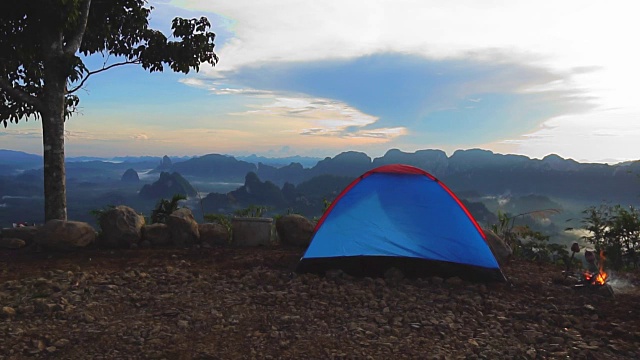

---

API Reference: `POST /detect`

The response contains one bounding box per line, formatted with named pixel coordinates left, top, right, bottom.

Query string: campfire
left=582, top=250, right=608, bottom=286
left=574, top=249, right=614, bottom=296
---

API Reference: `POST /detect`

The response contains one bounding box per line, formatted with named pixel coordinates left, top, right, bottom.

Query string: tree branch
left=63, top=0, right=92, bottom=55
left=67, top=59, right=141, bottom=94
left=0, top=77, right=43, bottom=110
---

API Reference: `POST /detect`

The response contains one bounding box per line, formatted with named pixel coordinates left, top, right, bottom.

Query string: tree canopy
left=0, top=0, right=218, bottom=126
left=0, top=0, right=218, bottom=220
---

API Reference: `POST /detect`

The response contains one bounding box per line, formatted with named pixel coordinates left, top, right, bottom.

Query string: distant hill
left=2, top=147, right=640, bottom=208
left=168, top=154, right=257, bottom=181
left=139, top=172, right=197, bottom=199
left=0, top=149, right=42, bottom=173
left=235, top=154, right=321, bottom=168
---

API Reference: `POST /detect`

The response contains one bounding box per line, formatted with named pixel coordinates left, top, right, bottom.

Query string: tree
left=0, top=0, right=218, bottom=221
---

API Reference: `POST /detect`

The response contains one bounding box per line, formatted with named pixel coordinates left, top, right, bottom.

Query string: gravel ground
left=1, top=247, right=639, bottom=359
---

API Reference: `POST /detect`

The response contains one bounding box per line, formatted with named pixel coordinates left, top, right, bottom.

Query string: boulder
left=142, top=224, right=171, bottom=246
left=199, top=223, right=230, bottom=246
left=0, top=226, right=39, bottom=246
left=142, top=223, right=171, bottom=247
left=0, top=237, right=26, bottom=249
left=98, top=206, right=145, bottom=248
left=482, top=228, right=513, bottom=264
left=36, top=220, right=96, bottom=251
left=276, top=214, right=315, bottom=247
left=167, top=208, right=199, bottom=247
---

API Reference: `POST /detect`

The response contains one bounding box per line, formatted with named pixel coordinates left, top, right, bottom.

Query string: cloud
left=216, top=53, right=594, bottom=148
left=132, top=134, right=149, bottom=140
left=0, top=128, right=41, bottom=138
left=232, top=95, right=407, bottom=141
left=178, top=78, right=272, bottom=96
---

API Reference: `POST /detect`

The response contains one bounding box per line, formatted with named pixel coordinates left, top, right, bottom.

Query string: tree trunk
left=41, top=61, right=68, bottom=221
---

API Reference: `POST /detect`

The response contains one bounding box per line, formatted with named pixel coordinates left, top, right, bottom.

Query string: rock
left=0, top=226, right=39, bottom=245
left=275, top=214, right=315, bottom=247
left=482, top=228, right=513, bottom=264
left=199, top=223, right=230, bottom=246
left=0, top=237, right=26, bottom=249
left=167, top=208, right=199, bottom=247
left=142, top=223, right=171, bottom=247
left=445, top=277, right=464, bottom=285
left=36, top=220, right=96, bottom=251
left=384, top=267, right=404, bottom=285
left=98, top=206, right=145, bottom=248
left=2, top=306, right=16, bottom=317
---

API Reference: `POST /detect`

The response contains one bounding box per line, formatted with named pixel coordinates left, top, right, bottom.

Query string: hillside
left=1, top=247, right=638, bottom=359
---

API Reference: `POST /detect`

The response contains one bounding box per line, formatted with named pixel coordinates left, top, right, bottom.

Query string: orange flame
left=584, top=250, right=608, bottom=285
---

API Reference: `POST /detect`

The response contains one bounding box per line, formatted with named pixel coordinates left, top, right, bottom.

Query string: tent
left=296, top=164, right=506, bottom=282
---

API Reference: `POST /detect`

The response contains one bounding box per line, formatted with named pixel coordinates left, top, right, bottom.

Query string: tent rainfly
left=296, top=164, right=507, bottom=282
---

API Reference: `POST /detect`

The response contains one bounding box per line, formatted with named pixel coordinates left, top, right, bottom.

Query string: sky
left=3, top=0, right=640, bottom=163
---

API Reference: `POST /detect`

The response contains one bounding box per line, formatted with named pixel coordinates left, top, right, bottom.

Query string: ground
left=1, top=247, right=639, bottom=359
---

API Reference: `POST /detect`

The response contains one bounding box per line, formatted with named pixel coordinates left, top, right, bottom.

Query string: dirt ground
left=1, top=247, right=639, bottom=359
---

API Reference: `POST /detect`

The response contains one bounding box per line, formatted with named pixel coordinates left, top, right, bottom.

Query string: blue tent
left=297, top=164, right=506, bottom=282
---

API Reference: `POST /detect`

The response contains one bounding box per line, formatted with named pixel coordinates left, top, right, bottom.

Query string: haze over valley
left=2, top=148, right=639, bottom=247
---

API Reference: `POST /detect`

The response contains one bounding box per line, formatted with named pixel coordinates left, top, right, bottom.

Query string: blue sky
left=3, top=0, right=639, bottom=163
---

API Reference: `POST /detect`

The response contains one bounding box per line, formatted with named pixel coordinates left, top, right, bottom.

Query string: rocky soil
left=1, top=247, right=639, bottom=359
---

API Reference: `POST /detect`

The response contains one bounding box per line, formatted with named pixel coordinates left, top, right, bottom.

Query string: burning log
left=573, top=250, right=614, bottom=297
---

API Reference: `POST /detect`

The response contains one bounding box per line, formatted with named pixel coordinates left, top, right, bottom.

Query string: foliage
left=322, top=198, right=333, bottom=213
left=581, top=204, right=640, bottom=270
left=151, top=194, right=186, bottom=224
left=89, top=204, right=116, bottom=224
left=0, top=0, right=219, bottom=126
left=233, top=205, right=269, bottom=218
left=272, top=208, right=298, bottom=222
left=491, top=209, right=570, bottom=265
left=203, top=213, right=232, bottom=236
left=490, top=208, right=561, bottom=250
left=515, top=226, right=570, bottom=264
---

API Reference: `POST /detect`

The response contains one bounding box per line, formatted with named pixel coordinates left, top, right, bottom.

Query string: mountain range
left=1, top=148, right=639, bottom=235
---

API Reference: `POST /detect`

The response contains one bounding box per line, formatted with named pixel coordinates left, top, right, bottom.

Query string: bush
left=151, top=194, right=186, bottom=224
left=581, top=204, right=640, bottom=270
left=491, top=209, right=570, bottom=266
left=203, top=213, right=232, bottom=235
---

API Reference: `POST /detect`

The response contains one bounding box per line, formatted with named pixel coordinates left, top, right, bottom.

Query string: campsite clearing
left=1, top=247, right=639, bottom=359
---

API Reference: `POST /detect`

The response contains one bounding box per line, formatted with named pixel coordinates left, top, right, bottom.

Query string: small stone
left=526, top=348, right=536, bottom=359
left=177, top=320, right=189, bottom=328
left=445, top=277, right=464, bottom=285
left=46, top=346, right=57, bottom=353
left=54, top=339, right=70, bottom=347
left=549, top=336, right=565, bottom=345
left=2, top=306, right=16, bottom=317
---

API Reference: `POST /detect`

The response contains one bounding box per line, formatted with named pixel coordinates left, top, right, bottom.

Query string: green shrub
left=581, top=204, right=640, bottom=270
left=151, top=194, right=186, bottom=224
left=203, top=213, right=232, bottom=235
left=233, top=205, right=269, bottom=218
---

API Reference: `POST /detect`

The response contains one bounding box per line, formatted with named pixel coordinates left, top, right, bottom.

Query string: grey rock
left=199, top=222, right=230, bottom=246
left=142, top=223, right=171, bottom=247
left=0, top=226, right=39, bottom=245
left=98, top=205, right=145, bottom=248
left=0, top=237, right=26, bottom=249
left=36, top=220, right=96, bottom=250
left=275, top=214, right=315, bottom=247
left=167, top=208, right=199, bottom=247
left=482, top=228, right=513, bottom=264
